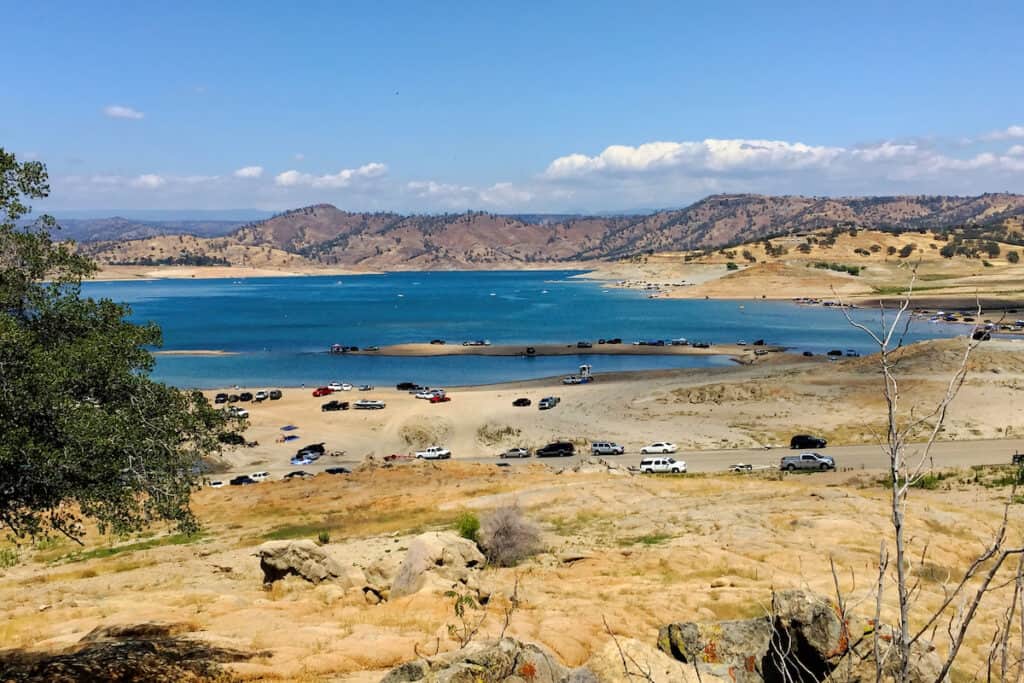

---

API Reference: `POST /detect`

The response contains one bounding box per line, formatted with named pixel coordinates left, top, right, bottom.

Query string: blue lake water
left=81, top=270, right=961, bottom=388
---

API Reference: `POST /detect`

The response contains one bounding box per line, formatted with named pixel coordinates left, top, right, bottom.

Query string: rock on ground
left=257, top=539, right=346, bottom=585
left=389, top=531, right=486, bottom=599
left=380, top=638, right=575, bottom=683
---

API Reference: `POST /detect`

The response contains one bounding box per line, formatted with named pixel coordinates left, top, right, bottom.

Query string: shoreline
left=342, top=341, right=772, bottom=358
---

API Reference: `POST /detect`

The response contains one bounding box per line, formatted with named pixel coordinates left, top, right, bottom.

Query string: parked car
left=845, top=349, right=860, bottom=357
left=1012, top=451, right=1023, bottom=466
left=290, top=456, right=314, bottom=466
left=227, top=394, right=240, bottom=402
left=416, top=446, right=452, bottom=460
left=214, top=393, right=228, bottom=404
left=269, top=390, right=283, bottom=400
left=591, top=441, right=624, bottom=455
left=226, top=405, right=249, bottom=418
left=826, top=349, right=843, bottom=357
left=606, top=338, right=622, bottom=344
left=238, top=391, right=254, bottom=402
left=250, top=471, right=270, bottom=482
left=802, top=351, right=814, bottom=357
left=639, top=457, right=687, bottom=473
left=298, top=443, right=326, bottom=456
left=430, top=339, right=446, bottom=345
left=577, top=341, right=593, bottom=348
left=513, top=398, right=532, bottom=407
left=324, top=466, right=351, bottom=475
left=355, top=399, right=386, bottom=410
left=208, top=480, right=225, bottom=488
left=536, top=441, right=575, bottom=457
left=429, top=394, right=451, bottom=403
left=538, top=396, right=561, bottom=410
left=462, top=339, right=491, bottom=346
left=365, top=346, right=380, bottom=352
left=358, top=385, right=374, bottom=391
left=415, top=389, right=444, bottom=399
left=321, top=400, right=349, bottom=412
left=640, top=442, right=677, bottom=454
left=327, top=382, right=349, bottom=392
left=790, top=434, right=827, bottom=449
left=229, top=475, right=257, bottom=486
left=283, top=470, right=313, bottom=480
left=254, top=390, right=269, bottom=402
left=500, top=447, right=531, bottom=459
left=729, top=463, right=754, bottom=473
left=312, top=386, right=333, bottom=397
left=780, top=452, right=835, bottom=471
left=396, top=382, right=418, bottom=391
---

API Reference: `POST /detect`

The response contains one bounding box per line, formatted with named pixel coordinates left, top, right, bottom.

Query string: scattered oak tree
left=0, top=149, right=231, bottom=542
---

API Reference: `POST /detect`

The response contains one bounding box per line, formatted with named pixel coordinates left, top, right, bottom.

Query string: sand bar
left=346, top=342, right=774, bottom=357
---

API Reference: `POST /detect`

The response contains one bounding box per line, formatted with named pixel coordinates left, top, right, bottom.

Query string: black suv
left=214, top=393, right=228, bottom=404
left=790, top=434, right=827, bottom=449
left=269, top=390, right=283, bottom=400
left=229, top=475, right=257, bottom=486
left=536, top=441, right=575, bottom=457
left=321, top=400, right=349, bottom=412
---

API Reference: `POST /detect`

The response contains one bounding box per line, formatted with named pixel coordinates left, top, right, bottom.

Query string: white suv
left=639, top=457, right=686, bottom=474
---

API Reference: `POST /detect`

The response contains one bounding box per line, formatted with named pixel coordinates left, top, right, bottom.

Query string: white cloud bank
left=274, top=162, right=387, bottom=188
left=233, top=165, right=264, bottom=178
left=103, top=105, right=145, bottom=120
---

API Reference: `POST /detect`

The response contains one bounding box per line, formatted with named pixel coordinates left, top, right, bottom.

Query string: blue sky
left=4, top=1, right=1024, bottom=215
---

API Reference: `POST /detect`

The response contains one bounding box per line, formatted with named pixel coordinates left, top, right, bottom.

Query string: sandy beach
left=205, top=337, right=1024, bottom=479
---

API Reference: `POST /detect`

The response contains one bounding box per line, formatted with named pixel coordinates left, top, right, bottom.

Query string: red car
left=429, top=394, right=451, bottom=403
left=312, top=386, right=333, bottom=397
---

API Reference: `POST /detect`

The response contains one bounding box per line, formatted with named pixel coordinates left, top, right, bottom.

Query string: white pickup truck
left=415, top=446, right=452, bottom=460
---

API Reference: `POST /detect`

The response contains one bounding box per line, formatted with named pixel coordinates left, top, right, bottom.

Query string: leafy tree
left=1007, top=250, right=1020, bottom=264
left=0, top=149, right=231, bottom=542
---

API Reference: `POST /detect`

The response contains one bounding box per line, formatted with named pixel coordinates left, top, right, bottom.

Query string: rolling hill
left=77, top=193, right=1024, bottom=270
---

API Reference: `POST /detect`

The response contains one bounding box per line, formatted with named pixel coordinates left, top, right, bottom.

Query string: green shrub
left=455, top=511, right=480, bottom=543
left=726, top=261, right=738, bottom=271
left=0, top=547, right=18, bottom=569
left=316, top=530, right=331, bottom=545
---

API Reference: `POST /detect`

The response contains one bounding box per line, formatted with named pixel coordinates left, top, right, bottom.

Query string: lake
left=81, top=270, right=960, bottom=388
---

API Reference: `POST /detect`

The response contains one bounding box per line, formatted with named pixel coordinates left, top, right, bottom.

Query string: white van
left=250, top=471, right=270, bottom=482
left=639, top=457, right=686, bottom=474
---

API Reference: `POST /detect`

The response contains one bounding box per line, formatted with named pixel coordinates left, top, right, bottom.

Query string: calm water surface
left=81, top=271, right=960, bottom=388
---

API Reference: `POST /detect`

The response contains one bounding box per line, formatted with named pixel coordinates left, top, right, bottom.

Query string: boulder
left=389, top=531, right=486, bottom=599
left=658, top=590, right=947, bottom=683
left=587, top=637, right=728, bottom=683
left=658, top=618, right=773, bottom=683
left=256, top=540, right=345, bottom=585
left=380, top=638, right=573, bottom=682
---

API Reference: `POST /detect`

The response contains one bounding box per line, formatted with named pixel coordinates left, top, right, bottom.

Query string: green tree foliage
left=0, top=149, right=231, bottom=541
left=1007, top=250, right=1020, bottom=264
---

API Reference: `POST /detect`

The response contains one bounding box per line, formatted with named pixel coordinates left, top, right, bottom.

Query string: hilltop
left=76, top=193, right=1024, bottom=274
left=592, top=222, right=1024, bottom=304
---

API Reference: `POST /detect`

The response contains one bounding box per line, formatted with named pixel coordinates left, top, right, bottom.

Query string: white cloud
left=293, top=153, right=305, bottom=161
left=1008, top=145, right=1024, bottom=157
left=981, top=125, right=1024, bottom=141
left=103, top=105, right=145, bottom=120
left=275, top=162, right=387, bottom=188
left=129, top=174, right=166, bottom=189
left=233, top=165, right=264, bottom=178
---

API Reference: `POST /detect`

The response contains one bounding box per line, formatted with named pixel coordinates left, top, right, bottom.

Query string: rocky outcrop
left=390, top=531, right=487, bottom=599
left=256, top=540, right=346, bottom=585
left=380, top=638, right=575, bottom=683
left=586, top=637, right=727, bottom=683
left=558, top=457, right=630, bottom=476
left=657, top=590, right=946, bottom=683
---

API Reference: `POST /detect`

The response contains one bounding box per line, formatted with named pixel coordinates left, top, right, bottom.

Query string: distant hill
left=78, top=193, right=1024, bottom=269
left=45, top=217, right=246, bottom=243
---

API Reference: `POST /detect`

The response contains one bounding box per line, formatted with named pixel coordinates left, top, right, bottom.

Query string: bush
left=316, top=530, right=331, bottom=545
left=726, top=261, right=738, bottom=271
left=480, top=506, right=539, bottom=567
left=455, top=511, right=480, bottom=543
left=0, top=547, right=17, bottom=569
left=898, top=244, right=916, bottom=258
left=1008, top=250, right=1020, bottom=264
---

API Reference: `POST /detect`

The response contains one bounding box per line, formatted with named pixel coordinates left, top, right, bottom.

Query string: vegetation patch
left=60, top=532, right=206, bottom=564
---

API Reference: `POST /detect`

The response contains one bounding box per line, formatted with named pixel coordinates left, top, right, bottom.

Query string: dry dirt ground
left=1, top=462, right=1021, bottom=681
left=1, top=338, right=1023, bottom=681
